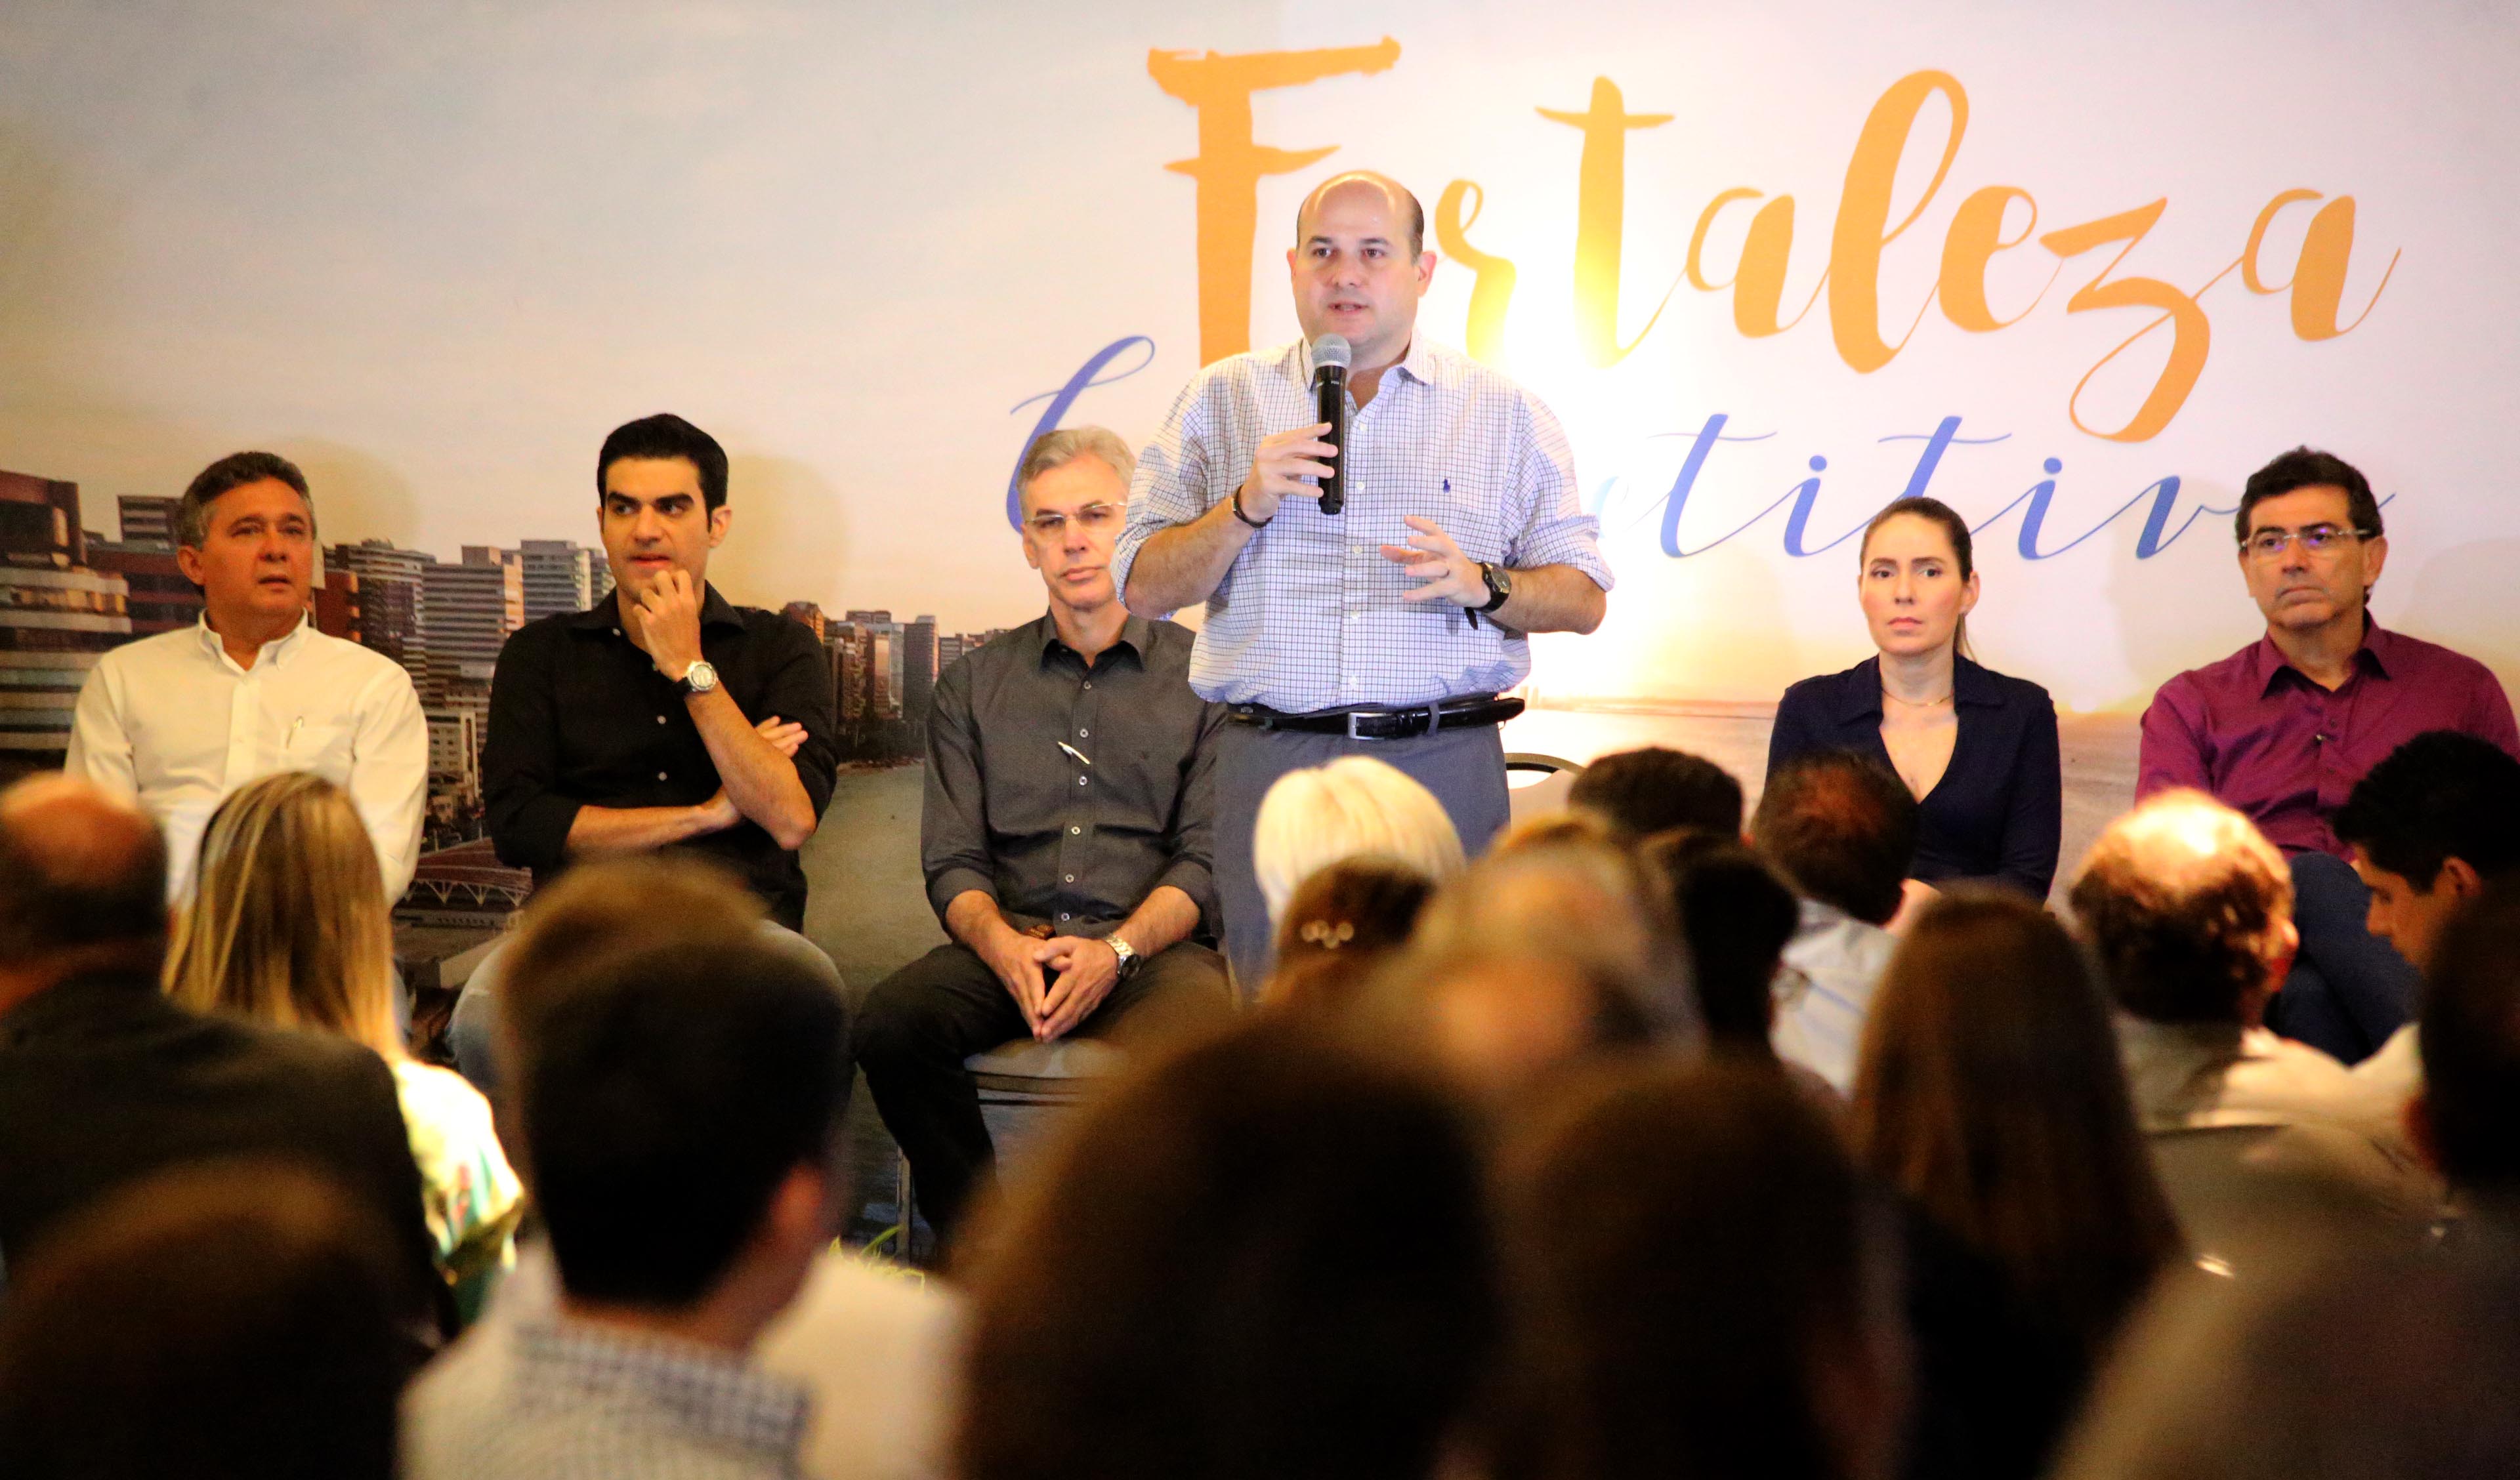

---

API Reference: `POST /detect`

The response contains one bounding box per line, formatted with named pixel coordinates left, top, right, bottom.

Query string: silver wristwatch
left=675, top=659, right=720, bottom=697
left=1107, top=936, right=1141, bottom=979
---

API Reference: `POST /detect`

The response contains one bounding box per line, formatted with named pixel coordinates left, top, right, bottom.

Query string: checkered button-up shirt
left=1113, top=337, right=1612, bottom=712
left=404, top=1316, right=811, bottom=1480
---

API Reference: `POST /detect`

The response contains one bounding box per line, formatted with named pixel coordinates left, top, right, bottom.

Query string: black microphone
left=1311, top=333, right=1351, bottom=515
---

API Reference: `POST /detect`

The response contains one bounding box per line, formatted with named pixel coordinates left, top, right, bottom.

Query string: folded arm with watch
left=563, top=567, right=819, bottom=854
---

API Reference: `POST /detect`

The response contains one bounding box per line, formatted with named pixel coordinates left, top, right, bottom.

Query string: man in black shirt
left=857, top=427, right=1233, bottom=1244
left=483, top=413, right=835, bottom=927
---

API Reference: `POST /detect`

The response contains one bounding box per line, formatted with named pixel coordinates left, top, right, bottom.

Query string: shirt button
left=656, top=715, right=667, bottom=725
left=1059, top=913, right=1072, bottom=921
left=1077, top=776, right=1089, bottom=787
left=1351, top=545, right=1366, bottom=554
left=1064, top=874, right=1076, bottom=883
left=1078, top=728, right=1088, bottom=738
left=612, top=628, right=622, bottom=636
left=1082, top=682, right=1093, bottom=691
left=656, top=771, right=668, bottom=781
left=1069, top=825, right=1082, bottom=834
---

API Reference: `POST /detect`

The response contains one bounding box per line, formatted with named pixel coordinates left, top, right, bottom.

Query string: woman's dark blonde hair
left=1860, top=495, right=1976, bottom=661
left=1849, top=888, right=2180, bottom=1361
left=166, top=772, right=400, bottom=1059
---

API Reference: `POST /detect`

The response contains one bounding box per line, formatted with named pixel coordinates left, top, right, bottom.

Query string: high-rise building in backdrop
left=115, top=495, right=179, bottom=548
left=0, top=470, right=131, bottom=778
left=333, top=539, right=432, bottom=689
left=902, top=615, right=937, bottom=724
left=425, top=547, right=524, bottom=709
left=518, top=538, right=606, bottom=621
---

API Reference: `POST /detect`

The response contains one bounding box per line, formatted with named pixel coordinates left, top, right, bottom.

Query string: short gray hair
left=1017, top=427, right=1135, bottom=503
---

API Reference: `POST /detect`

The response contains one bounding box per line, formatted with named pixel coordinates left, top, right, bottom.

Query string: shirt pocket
left=1423, top=465, right=1512, bottom=565
left=284, top=719, right=356, bottom=779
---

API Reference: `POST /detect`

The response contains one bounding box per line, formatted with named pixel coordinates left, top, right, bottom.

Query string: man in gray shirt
left=855, top=428, right=1233, bottom=1246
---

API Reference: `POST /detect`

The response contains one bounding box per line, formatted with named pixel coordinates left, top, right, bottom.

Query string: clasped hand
left=978, top=926, right=1122, bottom=1042
left=1381, top=516, right=1487, bottom=606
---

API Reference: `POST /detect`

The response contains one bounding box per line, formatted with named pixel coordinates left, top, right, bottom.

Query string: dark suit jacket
left=1766, top=655, right=2063, bottom=900
left=0, top=972, right=446, bottom=1333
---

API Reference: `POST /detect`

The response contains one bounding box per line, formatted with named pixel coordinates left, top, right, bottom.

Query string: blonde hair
left=1252, top=757, right=1465, bottom=922
left=166, top=772, right=400, bottom=1059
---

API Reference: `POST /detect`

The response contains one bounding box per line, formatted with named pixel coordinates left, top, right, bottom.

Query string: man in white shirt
left=66, top=451, right=425, bottom=900
left=1750, top=750, right=1916, bottom=1093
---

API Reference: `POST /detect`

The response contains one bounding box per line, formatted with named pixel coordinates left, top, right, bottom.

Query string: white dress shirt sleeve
left=350, top=665, right=429, bottom=900
left=64, top=657, right=140, bottom=797
left=1112, top=377, right=1218, bottom=607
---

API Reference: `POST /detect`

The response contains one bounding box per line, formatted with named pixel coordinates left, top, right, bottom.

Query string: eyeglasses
left=2242, top=524, right=2376, bottom=560
left=1024, top=503, right=1124, bottom=537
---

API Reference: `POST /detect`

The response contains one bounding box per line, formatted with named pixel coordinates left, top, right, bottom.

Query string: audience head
left=1566, top=747, right=1744, bottom=841
left=1265, top=856, right=1435, bottom=1020
left=0, top=1161, right=403, bottom=1480
left=1393, top=831, right=1697, bottom=1100
left=0, top=774, right=169, bottom=1001
left=2069, top=790, right=2296, bottom=1027
left=2057, top=1239, right=2520, bottom=1480
left=1851, top=889, right=2181, bottom=1357
left=1641, top=829, right=1797, bottom=1056
left=2233, top=446, right=2387, bottom=631
left=596, top=412, right=732, bottom=602
left=1858, top=495, right=1979, bottom=661
left=492, top=854, right=766, bottom=1094
left=1752, top=750, right=1919, bottom=927
left=173, top=451, right=317, bottom=633
left=1253, top=756, right=1464, bottom=922
left=2418, top=880, right=2520, bottom=1199
left=959, top=1018, right=1498, bottom=1480
left=166, top=772, right=400, bottom=1058
left=526, top=934, right=848, bottom=1325
left=2332, top=730, right=2520, bottom=972
left=1494, top=1057, right=1904, bottom=1480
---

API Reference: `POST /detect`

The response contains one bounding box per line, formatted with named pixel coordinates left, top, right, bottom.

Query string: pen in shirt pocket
left=1058, top=741, right=1094, bottom=768
left=287, top=716, right=306, bottom=752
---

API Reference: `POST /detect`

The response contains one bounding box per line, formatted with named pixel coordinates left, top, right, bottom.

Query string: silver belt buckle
left=1345, top=710, right=1374, bottom=740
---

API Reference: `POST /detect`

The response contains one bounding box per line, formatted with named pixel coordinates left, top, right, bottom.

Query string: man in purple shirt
left=2139, top=447, right=2520, bottom=1062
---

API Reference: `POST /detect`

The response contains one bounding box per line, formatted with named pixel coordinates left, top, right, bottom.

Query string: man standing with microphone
left=1117, top=171, right=1614, bottom=988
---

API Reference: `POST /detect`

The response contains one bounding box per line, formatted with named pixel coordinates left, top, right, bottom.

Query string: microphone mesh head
left=1311, top=334, right=1352, bottom=370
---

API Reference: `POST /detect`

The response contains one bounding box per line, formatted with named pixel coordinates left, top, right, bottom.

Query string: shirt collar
left=570, top=583, right=744, bottom=633
left=1036, top=610, right=1150, bottom=668
left=2250, top=615, right=2391, bottom=695
left=513, top=1317, right=808, bottom=1462
left=1825, top=654, right=2000, bottom=725
left=192, top=612, right=312, bottom=671
left=1293, top=335, right=1442, bottom=392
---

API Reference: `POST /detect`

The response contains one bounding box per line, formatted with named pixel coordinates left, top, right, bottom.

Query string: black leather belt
left=1227, top=694, right=1526, bottom=741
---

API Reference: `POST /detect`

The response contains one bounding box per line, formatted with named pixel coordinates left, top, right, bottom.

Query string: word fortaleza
left=1148, top=45, right=2398, bottom=444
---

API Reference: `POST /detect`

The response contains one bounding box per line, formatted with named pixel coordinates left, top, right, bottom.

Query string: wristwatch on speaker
left=1477, top=562, right=1513, bottom=613
left=1108, top=936, right=1141, bottom=979
left=675, top=659, right=721, bottom=697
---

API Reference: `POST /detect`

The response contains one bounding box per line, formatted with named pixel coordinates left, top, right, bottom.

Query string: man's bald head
left=2068, top=790, right=2295, bottom=1025
left=0, top=774, right=169, bottom=969
left=1295, top=171, right=1426, bottom=257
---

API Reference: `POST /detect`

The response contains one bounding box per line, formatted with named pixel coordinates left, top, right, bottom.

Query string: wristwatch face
left=1482, top=562, right=1513, bottom=611
left=681, top=660, right=720, bottom=693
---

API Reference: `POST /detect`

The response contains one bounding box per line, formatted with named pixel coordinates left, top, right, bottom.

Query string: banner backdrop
left=3, top=0, right=2513, bottom=727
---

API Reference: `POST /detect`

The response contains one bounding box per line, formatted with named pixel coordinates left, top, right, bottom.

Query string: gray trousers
left=1214, top=719, right=1511, bottom=991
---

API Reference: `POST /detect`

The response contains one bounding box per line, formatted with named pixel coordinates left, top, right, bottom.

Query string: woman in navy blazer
left=1766, top=497, right=2063, bottom=900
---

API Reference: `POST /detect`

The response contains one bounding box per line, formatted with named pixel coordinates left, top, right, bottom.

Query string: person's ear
left=1958, top=568, right=1982, bottom=616
left=175, top=545, right=207, bottom=586
left=2263, top=913, right=2301, bottom=989
left=763, top=1163, right=836, bottom=1257
left=707, top=504, right=733, bottom=549
left=2441, top=855, right=2485, bottom=903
